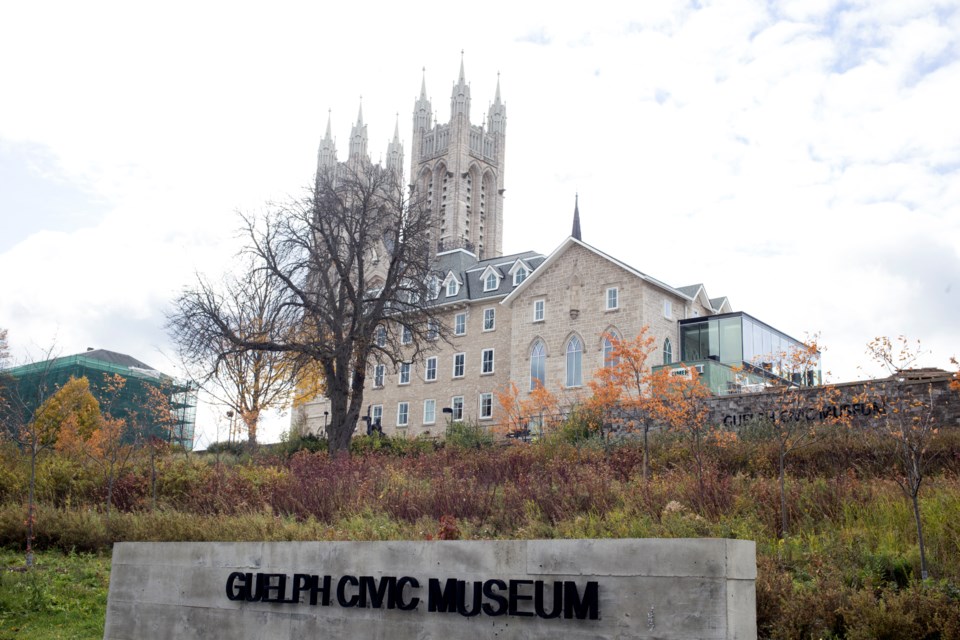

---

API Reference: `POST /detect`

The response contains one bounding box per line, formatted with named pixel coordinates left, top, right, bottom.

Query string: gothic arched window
left=530, top=340, right=546, bottom=391
left=565, top=336, right=583, bottom=388
left=663, top=338, right=673, bottom=365
left=602, top=332, right=619, bottom=368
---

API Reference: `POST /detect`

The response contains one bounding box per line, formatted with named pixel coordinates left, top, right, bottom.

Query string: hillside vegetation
left=1, top=430, right=958, bottom=639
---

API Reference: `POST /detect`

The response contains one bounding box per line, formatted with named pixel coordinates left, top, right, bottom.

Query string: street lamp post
left=323, top=411, right=329, bottom=438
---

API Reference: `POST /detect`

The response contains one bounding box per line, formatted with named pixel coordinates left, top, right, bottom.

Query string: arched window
left=602, top=332, right=619, bottom=368
left=530, top=340, right=546, bottom=391
left=565, top=336, right=583, bottom=387
left=663, top=338, right=673, bottom=365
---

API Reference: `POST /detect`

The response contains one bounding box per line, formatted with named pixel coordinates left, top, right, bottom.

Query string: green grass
left=0, top=549, right=109, bottom=640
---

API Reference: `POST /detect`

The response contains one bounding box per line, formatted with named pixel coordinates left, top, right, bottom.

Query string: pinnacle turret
left=386, top=113, right=403, bottom=176
left=317, top=109, right=338, bottom=172
left=450, top=51, right=471, bottom=119
left=349, top=99, right=368, bottom=162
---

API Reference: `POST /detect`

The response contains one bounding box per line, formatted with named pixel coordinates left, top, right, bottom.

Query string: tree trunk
left=149, top=444, right=157, bottom=511
left=642, top=423, right=650, bottom=482
left=779, top=447, right=788, bottom=539
left=911, top=489, right=928, bottom=580
left=26, top=442, right=37, bottom=568
left=105, top=474, right=114, bottom=519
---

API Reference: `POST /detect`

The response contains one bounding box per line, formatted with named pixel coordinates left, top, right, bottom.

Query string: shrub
left=444, top=421, right=493, bottom=449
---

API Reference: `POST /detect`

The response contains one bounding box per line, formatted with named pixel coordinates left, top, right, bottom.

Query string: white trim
left=479, top=392, right=493, bottom=420
left=482, top=307, right=496, bottom=332
left=424, top=356, right=438, bottom=382
left=480, top=265, right=502, bottom=292
left=481, top=348, right=495, bottom=375
left=423, top=399, right=436, bottom=425
left=606, top=286, right=619, bottom=310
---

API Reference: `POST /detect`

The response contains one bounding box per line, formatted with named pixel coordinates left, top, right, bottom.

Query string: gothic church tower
left=411, top=57, right=506, bottom=259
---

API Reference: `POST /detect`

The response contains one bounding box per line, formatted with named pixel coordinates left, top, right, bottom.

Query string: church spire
left=317, top=108, right=338, bottom=171
left=349, top=98, right=368, bottom=162
left=571, top=194, right=582, bottom=241
left=413, top=67, right=432, bottom=132
left=450, top=50, right=470, bottom=119
left=386, top=113, right=403, bottom=176
left=488, top=71, right=506, bottom=135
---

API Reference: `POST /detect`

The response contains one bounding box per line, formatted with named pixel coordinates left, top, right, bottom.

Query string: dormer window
left=443, top=272, right=461, bottom=297
left=508, top=259, right=531, bottom=287
left=479, top=265, right=502, bottom=292
left=513, top=266, right=528, bottom=286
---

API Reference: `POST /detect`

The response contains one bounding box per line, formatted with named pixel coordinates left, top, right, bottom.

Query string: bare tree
left=170, top=161, right=439, bottom=454
left=169, top=259, right=303, bottom=447
left=864, top=336, right=940, bottom=580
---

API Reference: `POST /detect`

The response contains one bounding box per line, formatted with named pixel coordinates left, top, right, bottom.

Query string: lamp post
left=442, top=407, right=453, bottom=431
left=225, top=410, right=235, bottom=443
left=323, top=411, right=329, bottom=438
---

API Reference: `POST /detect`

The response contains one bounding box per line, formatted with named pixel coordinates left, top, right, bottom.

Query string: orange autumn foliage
left=494, top=381, right=561, bottom=439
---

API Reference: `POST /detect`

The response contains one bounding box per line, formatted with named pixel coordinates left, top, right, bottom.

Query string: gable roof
left=502, top=236, right=723, bottom=308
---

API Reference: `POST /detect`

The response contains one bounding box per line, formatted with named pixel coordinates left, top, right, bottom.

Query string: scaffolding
left=1, top=350, right=197, bottom=450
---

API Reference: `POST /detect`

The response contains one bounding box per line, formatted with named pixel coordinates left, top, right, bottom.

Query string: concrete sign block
left=104, top=538, right=756, bottom=639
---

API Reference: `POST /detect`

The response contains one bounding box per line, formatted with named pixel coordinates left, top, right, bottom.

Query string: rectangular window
left=401, top=325, right=413, bottom=344
left=425, top=357, right=437, bottom=382
left=427, top=319, right=439, bottom=341
left=606, top=287, right=619, bottom=310
left=453, top=353, right=465, bottom=378
left=451, top=396, right=464, bottom=421
left=372, top=405, right=383, bottom=428
left=454, top=312, right=466, bottom=336
left=483, top=308, right=495, bottom=331
left=423, top=399, right=436, bottom=424
left=446, top=279, right=458, bottom=297
left=479, top=393, right=493, bottom=419
left=663, top=299, right=673, bottom=319
left=397, top=402, right=409, bottom=426
left=533, top=299, right=545, bottom=322
left=374, top=363, right=385, bottom=387
left=481, top=348, right=495, bottom=374
left=399, top=362, right=411, bottom=385
left=375, top=326, right=386, bottom=348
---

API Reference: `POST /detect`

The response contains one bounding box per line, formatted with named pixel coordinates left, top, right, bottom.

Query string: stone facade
left=411, top=59, right=506, bottom=260
left=504, top=239, right=718, bottom=407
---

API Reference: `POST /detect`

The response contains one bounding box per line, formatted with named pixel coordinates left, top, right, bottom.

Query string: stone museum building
left=297, top=60, right=817, bottom=438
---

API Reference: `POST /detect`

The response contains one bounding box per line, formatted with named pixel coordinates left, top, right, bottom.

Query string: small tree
left=864, top=336, right=940, bottom=579
left=750, top=335, right=849, bottom=538
left=587, top=330, right=656, bottom=477
left=650, top=365, right=725, bottom=502
left=495, top=381, right=561, bottom=441
left=25, top=376, right=100, bottom=564
left=58, top=374, right=137, bottom=517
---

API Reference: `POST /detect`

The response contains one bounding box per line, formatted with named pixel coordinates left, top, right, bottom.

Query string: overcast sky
left=2, top=0, right=958, bottom=445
